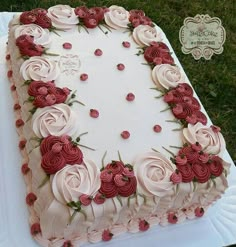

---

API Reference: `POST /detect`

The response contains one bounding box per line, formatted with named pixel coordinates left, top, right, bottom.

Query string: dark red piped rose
left=209, top=156, right=224, bottom=177
left=99, top=180, right=118, bottom=198
left=41, top=151, right=66, bottom=174
left=117, top=176, right=137, bottom=197
left=62, top=143, right=83, bottom=164
left=176, top=164, right=194, bottom=183
left=192, top=163, right=210, bottom=183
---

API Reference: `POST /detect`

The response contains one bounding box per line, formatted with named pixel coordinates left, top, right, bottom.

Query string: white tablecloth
left=0, top=12, right=236, bottom=247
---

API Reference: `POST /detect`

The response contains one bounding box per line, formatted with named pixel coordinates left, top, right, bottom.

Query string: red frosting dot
left=26, top=192, right=37, bottom=206
left=21, top=163, right=30, bottom=175
left=14, top=103, right=21, bottom=110
left=126, top=93, right=135, bottom=101
left=16, top=119, right=24, bottom=127
left=19, top=140, right=26, bottom=150
left=122, top=41, right=130, bottom=48
left=6, top=54, right=10, bottom=60
left=63, top=42, right=72, bottom=49
left=30, top=223, right=41, bottom=235
left=94, top=48, right=103, bottom=56
left=117, top=63, right=125, bottom=71
left=153, top=125, right=162, bottom=133
left=90, top=109, right=99, bottom=118
left=121, top=130, right=130, bottom=139
left=80, top=73, right=88, bottom=81
left=63, top=241, right=73, bottom=247
left=7, top=70, right=13, bottom=78
left=11, top=84, right=16, bottom=91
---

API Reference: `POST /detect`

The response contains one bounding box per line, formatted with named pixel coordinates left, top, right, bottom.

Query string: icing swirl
left=132, top=25, right=162, bottom=47
left=32, top=103, right=78, bottom=138
left=52, top=159, right=101, bottom=204
left=14, top=24, right=52, bottom=47
left=47, top=5, right=79, bottom=29
left=152, top=64, right=185, bottom=89
left=134, top=151, right=175, bottom=197
left=104, top=5, right=130, bottom=29
left=20, top=57, right=60, bottom=82
left=183, top=123, right=226, bottom=156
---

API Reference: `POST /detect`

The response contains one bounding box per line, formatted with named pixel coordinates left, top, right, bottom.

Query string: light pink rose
left=20, top=56, right=60, bottom=82
left=32, top=103, right=78, bottom=138
left=52, top=159, right=101, bottom=204
left=47, top=5, right=79, bottom=30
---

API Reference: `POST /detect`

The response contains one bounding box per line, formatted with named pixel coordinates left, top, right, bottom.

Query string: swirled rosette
left=20, top=56, right=60, bottom=82
left=132, top=25, right=162, bottom=47
left=133, top=151, right=175, bottom=197
left=32, top=103, right=78, bottom=138
left=104, top=5, right=130, bottom=29
left=183, top=123, right=226, bottom=156
left=152, top=64, right=185, bottom=89
left=52, top=160, right=101, bottom=204
left=47, top=5, right=79, bottom=30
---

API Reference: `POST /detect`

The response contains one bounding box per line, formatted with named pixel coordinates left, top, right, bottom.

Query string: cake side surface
left=6, top=5, right=230, bottom=247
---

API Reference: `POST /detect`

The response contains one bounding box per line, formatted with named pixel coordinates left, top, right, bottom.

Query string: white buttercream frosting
left=32, top=103, right=78, bottom=138
left=14, top=24, right=52, bottom=47
left=20, top=56, right=60, bottom=82
left=134, top=151, right=176, bottom=197
left=132, top=25, right=162, bottom=47
left=104, top=5, right=130, bottom=29
left=152, top=64, right=185, bottom=89
left=47, top=5, right=79, bottom=30
left=183, top=123, right=226, bottom=156
left=52, top=160, right=101, bottom=204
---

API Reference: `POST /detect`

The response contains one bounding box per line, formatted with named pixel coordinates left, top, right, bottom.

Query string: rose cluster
left=144, top=41, right=174, bottom=66
left=99, top=161, right=137, bottom=198
left=74, top=6, right=105, bottom=28
left=28, top=81, right=70, bottom=108
left=20, top=8, right=52, bottom=29
left=16, top=34, right=44, bottom=57
left=164, top=83, right=207, bottom=125
left=173, top=142, right=224, bottom=183
left=40, top=135, right=83, bottom=174
left=129, top=9, right=152, bottom=28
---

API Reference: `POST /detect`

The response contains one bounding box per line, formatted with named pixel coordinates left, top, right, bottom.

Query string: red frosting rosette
left=28, top=81, right=70, bottom=108
left=99, top=161, right=137, bottom=199
left=20, top=9, right=52, bottom=29
left=40, top=135, right=83, bottom=174
left=162, top=83, right=207, bottom=126
left=174, top=143, right=225, bottom=183
left=129, top=9, right=152, bottom=27
left=144, top=42, right=174, bottom=65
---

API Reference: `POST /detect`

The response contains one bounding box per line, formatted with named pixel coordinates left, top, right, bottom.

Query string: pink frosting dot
left=122, top=41, right=130, bottom=48
left=63, top=42, right=72, bottom=49
left=117, top=63, right=125, bottom=71
left=94, top=48, right=103, bottom=56
left=121, top=130, right=130, bottom=139
left=153, top=125, right=162, bottom=133
left=126, top=93, right=135, bottom=101
left=80, top=73, right=88, bottom=81
left=90, top=109, right=99, bottom=118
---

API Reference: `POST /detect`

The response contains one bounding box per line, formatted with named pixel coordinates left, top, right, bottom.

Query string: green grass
left=1, top=0, right=235, bottom=161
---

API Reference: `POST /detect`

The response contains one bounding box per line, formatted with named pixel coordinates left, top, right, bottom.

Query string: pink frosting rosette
left=104, top=5, right=130, bottom=29
left=14, top=24, right=52, bottom=47
left=51, top=159, right=101, bottom=204
left=183, top=123, right=226, bottom=156
left=20, top=57, right=60, bottom=82
left=32, top=103, right=78, bottom=138
left=152, top=64, right=185, bottom=90
left=132, top=25, right=162, bottom=47
left=47, top=5, right=79, bottom=30
left=133, top=151, right=176, bottom=197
